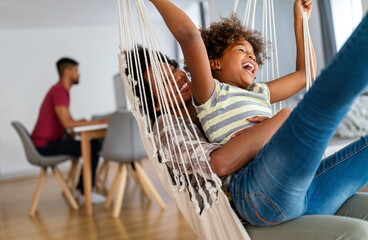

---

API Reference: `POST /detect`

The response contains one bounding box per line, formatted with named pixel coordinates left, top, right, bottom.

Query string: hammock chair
left=116, top=0, right=315, bottom=239
left=232, top=0, right=315, bottom=112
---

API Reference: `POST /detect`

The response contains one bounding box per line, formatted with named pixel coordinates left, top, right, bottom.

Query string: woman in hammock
left=149, top=0, right=368, bottom=227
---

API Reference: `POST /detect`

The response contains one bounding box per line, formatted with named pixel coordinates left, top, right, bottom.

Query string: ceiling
left=0, top=0, right=200, bottom=30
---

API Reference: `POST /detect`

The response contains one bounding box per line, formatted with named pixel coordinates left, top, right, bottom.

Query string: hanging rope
left=303, top=11, right=316, bottom=91
left=116, top=0, right=315, bottom=239
left=117, top=1, right=252, bottom=239
left=118, top=0, right=223, bottom=211
left=234, top=0, right=315, bottom=112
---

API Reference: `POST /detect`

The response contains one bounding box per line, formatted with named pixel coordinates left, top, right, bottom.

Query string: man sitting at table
left=31, top=57, right=108, bottom=203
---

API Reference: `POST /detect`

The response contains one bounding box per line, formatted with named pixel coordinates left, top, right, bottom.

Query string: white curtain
left=317, top=0, right=336, bottom=65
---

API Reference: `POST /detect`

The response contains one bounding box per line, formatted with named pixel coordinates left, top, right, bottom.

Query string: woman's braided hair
left=200, top=14, right=268, bottom=66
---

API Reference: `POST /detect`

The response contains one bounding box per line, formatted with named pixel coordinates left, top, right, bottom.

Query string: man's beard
left=72, top=78, right=79, bottom=85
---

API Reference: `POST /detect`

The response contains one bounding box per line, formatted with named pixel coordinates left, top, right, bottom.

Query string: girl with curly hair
left=150, top=0, right=368, bottom=231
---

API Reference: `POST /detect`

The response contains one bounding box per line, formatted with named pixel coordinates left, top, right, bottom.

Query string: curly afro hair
left=200, top=14, right=268, bottom=66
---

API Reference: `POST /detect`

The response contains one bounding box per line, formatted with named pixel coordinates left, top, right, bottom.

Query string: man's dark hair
left=125, top=46, right=178, bottom=124
left=56, top=58, right=79, bottom=77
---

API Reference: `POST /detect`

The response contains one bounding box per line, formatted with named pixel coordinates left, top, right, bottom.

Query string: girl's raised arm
left=266, top=0, right=316, bottom=104
left=150, top=0, right=214, bottom=104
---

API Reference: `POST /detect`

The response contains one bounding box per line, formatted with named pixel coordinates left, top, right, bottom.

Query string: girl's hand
left=294, top=0, right=313, bottom=20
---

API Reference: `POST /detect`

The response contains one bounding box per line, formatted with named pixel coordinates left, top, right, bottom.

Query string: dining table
left=73, top=123, right=108, bottom=216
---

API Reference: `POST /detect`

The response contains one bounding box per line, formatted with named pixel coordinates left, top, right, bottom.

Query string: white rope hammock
left=233, top=0, right=282, bottom=112
left=117, top=0, right=315, bottom=239
left=233, top=0, right=315, bottom=111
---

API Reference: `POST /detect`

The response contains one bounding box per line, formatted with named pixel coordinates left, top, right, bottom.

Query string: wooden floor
left=1, top=160, right=368, bottom=240
left=0, top=160, right=197, bottom=240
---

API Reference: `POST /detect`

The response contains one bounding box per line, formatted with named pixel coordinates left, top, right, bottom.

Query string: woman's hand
left=247, top=116, right=270, bottom=123
left=294, top=0, right=313, bottom=20
left=210, top=109, right=291, bottom=177
left=231, top=116, right=270, bottom=139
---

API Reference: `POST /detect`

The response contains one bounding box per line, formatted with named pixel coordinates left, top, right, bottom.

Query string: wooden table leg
left=81, top=132, right=93, bottom=216
left=79, top=129, right=106, bottom=216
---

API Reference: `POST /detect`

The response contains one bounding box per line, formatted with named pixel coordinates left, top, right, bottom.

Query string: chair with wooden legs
left=11, top=121, right=79, bottom=216
left=65, top=157, right=80, bottom=193
left=100, top=110, right=166, bottom=218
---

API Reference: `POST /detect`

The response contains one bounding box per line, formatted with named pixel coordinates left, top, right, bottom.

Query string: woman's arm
left=266, top=0, right=316, bottom=104
left=210, top=108, right=291, bottom=177
left=150, top=0, right=214, bottom=104
left=157, top=109, right=291, bottom=177
left=154, top=115, right=220, bottom=176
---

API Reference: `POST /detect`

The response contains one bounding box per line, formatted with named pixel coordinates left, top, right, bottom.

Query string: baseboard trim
left=0, top=165, right=71, bottom=182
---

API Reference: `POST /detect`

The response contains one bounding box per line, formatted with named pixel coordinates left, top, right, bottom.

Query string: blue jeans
left=229, top=13, right=368, bottom=226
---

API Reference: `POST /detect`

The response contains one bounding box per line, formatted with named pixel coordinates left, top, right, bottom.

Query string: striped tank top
left=194, top=79, right=272, bottom=145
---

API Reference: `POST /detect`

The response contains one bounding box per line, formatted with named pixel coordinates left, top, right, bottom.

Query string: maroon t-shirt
left=31, top=82, right=70, bottom=147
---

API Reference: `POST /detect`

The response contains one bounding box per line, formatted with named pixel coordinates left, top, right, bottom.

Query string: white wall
left=363, top=0, right=368, bottom=13
left=0, top=25, right=118, bottom=177
left=0, top=22, right=176, bottom=179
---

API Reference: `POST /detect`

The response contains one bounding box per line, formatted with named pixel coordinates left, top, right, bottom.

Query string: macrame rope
left=251, top=0, right=257, bottom=29
left=138, top=0, right=213, bottom=181
left=119, top=0, right=315, bottom=217
left=303, top=11, right=314, bottom=91
left=243, top=0, right=251, bottom=26
left=136, top=0, right=190, bottom=178
left=233, top=0, right=239, bottom=14
left=270, top=0, right=282, bottom=110
left=235, top=0, right=314, bottom=113
left=122, top=0, right=221, bottom=209
left=117, top=2, right=254, bottom=239
left=132, top=7, right=201, bottom=207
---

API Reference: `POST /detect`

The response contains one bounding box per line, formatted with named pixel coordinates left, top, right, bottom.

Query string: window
left=330, top=0, right=363, bottom=50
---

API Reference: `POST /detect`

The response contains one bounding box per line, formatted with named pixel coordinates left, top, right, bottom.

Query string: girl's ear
left=210, top=59, right=221, bottom=71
